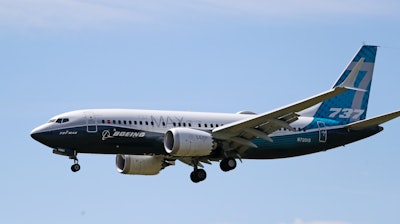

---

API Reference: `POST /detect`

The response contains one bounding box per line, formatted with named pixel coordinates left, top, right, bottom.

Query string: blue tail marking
left=303, top=45, right=377, bottom=125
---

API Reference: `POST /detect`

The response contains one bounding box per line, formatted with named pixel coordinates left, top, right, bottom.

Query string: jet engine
left=116, top=154, right=164, bottom=175
left=164, top=128, right=215, bottom=156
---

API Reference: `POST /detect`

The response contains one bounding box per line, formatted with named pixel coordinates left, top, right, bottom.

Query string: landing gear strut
left=69, top=150, right=81, bottom=172
left=190, top=160, right=207, bottom=183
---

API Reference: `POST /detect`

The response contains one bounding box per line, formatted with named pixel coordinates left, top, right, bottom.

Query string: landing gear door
left=84, top=111, right=97, bottom=133
left=317, top=121, right=327, bottom=143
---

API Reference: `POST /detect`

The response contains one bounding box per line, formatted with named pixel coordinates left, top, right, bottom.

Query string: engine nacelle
left=116, top=154, right=163, bottom=175
left=164, top=128, right=215, bottom=156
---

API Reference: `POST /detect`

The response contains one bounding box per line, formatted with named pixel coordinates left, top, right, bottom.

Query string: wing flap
left=244, top=128, right=274, bottom=142
left=346, top=110, right=400, bottom=130
left=178, top=158, right=212, bottom=168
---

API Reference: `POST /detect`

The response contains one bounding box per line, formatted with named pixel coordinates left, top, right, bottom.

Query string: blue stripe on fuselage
left=303, top=117, right=341, bottom=130
left=244, top=126, right=382, bottom=159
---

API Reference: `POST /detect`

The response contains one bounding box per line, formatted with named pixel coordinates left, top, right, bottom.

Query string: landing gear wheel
left=69, top=151, right=80, bottom=172
left=190, top=169, right=207, bottom=183
left=220, top=158, right=237, bottom=172
left=190, top=172, right=197, bottom=183
left=71, top=163, right=81, bottom=172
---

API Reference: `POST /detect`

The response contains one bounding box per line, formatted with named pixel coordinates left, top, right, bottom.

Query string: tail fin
left=301, top=45, right=378, bottom=124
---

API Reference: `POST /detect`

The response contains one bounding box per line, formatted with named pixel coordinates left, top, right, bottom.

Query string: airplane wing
left=212, top=87, right=348, bottom=149
left=212, top=58, right=365, bottom=151
left=345, top=110, right=400, bottom=130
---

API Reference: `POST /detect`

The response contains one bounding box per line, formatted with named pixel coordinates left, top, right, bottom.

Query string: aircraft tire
left=71, top=164, right=81, bottom=172
left=190, top=169, right=207, bottom=183
left=220, top=158, right=236, bottom=172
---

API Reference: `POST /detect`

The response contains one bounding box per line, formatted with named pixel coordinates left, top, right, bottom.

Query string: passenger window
left=162, top=122, right=166, bottom=126
left=129, top=121, right=132, bottom=125
left=139, top=121, right=143, bottom=125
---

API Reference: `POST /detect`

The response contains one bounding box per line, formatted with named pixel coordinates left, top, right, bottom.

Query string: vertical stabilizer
left=301, top=45, right=377, bottom=124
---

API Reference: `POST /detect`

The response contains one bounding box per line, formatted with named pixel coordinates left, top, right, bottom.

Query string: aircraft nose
left=30, top=129, right=40, bottom=141
left=30, top=126, right=45, bottom=142
left=30, top=125, right=54, bottom=147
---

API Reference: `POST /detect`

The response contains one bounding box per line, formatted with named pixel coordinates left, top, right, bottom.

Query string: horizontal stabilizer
left=346, top=110, right=400, bottom=130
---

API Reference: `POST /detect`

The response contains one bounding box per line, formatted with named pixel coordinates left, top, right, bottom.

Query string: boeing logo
left=102, top=129, right=146, bottom=141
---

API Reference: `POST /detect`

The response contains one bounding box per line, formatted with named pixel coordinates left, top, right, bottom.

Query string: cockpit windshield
left=48, top=118, right=70, bottom=123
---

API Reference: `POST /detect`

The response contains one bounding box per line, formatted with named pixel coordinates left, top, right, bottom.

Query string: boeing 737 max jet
left=31, top=45, right=400, bottom=183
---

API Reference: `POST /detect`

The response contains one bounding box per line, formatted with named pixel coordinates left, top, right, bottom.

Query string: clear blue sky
left=1, top=1, right=399, bottom=224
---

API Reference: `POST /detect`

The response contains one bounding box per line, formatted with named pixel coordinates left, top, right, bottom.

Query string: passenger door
left=317, top=121, right=327, bottom=143
left=84, top=111, right=97, bottom=133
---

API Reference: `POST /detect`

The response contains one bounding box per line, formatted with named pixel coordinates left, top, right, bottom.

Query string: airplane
left=31, top=45, right=400, bottom=183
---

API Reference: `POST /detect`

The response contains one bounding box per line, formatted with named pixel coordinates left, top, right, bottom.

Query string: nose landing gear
left=69, top=150, right=80, bottom=172
left=53, top=148, right=81, bottom=172
left=71, top=159, right=81, bottom=172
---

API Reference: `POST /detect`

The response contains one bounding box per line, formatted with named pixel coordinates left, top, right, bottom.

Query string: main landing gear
left=190, top=159, right=207, bottom=183
left=189, top=157, right=237, bottom=183
left=190, top=168, right=207, bottom=183
left=220, top=157, right=237, bottom=172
